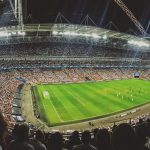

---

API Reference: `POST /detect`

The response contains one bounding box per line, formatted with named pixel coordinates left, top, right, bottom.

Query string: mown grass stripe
left=33, top=79, right=150, bottom=126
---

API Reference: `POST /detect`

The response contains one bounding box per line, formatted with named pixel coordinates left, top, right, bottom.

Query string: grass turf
left=33, top=79, right=150, bottom=126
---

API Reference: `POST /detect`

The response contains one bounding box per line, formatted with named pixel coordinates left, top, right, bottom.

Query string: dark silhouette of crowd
left=1, top=112, right=150, bottom=150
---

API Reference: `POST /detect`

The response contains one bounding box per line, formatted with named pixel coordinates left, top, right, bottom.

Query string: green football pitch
left=32, top=79, right=150, bottom=126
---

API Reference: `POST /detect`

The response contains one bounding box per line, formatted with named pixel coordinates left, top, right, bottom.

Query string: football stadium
left=1, top=0, right=150, bottom=150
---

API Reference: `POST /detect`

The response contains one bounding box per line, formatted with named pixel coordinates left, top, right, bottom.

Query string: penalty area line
left=49, top=92, right=64, bottom=123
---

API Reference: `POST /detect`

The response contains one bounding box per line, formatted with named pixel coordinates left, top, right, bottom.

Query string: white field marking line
left=62, top=86, right=86, bottom=107
left=43, top=91, right=49, bottom=98
left=47, top=90, right=64, bottom=122
left=37, top=90, right=47, bottom=114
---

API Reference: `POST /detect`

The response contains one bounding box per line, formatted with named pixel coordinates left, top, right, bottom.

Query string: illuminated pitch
left=32, top=79, right=150, bottom=126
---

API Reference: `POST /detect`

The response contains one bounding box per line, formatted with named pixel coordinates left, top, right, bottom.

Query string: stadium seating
left=1, top=67, right=150, bottom=127
left=1, top=43, right=150, bottom=150
left=0, top=111, right=150, bottom=150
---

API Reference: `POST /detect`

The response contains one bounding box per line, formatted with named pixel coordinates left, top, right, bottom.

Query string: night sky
left=26, top=0, right=150, bottom=34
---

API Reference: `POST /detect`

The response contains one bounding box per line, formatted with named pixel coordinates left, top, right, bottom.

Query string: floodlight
left=103, top=35, right=107, bottom=40
left=52, top=31, right=58, bottom=35
left=83, top=33, right=91, bottom=37
left=59, top=32, right=63, bottom=35
left=91, top=33, right=100, bottom=39
left=11, top=32, right=17, bottom=35
left=128, top=40, right=149, bottom=47
left=18, top=31, right=26, bottom=35
left=0, top=31, right=10, bottom=37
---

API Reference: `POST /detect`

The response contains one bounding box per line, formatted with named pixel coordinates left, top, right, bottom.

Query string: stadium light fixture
left=21, top=32, right=26, bottom=35
left=52, top=30, right=105, bottom=40
left=70, top=32, right=78, bottom=36
left=128, top=40, right=149, bottom=47
left=8, top=33, right=11, bottom=36
left=18, top=31, right=26, bottom=35
left=68, top=31, right=77, bottom=36
left=0, top=31, right=10, bottom=37
left=11, top=31, right=17, bottom=35
left=83, top=33, right=91, bottom=37
left=91, top=33, right=100, bottom=39
left=63, top=31, right=70, bottom=35
left=102, top=35, right=107, bottom=40
left=52, top=31, right=58, bottom=35
left=77, top=33, right=83, bottom=36
left=59, top=32, right=63, bottom=35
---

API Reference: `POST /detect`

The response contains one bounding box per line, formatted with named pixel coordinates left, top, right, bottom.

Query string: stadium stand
left=1, top=111, right=150, bottom=150
left=0, top=67, right=150, bottom=127
left=0, top=23, right=150, bottom=150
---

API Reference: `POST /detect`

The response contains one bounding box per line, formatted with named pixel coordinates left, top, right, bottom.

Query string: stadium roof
left=0, top=23, right=147, bottom=40
left=0, top=0, right=150, bottom=36
left=27, top=0, right=150, bottom=35
left=0, top=23, right=149, bottom=51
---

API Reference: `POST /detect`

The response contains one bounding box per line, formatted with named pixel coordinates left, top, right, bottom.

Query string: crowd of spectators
left=0, top=43, right=150, bottom=59
left=1, top=59, right=149, bottom=70
left=0, top=71, right=20, bottom=128
left=1, top=111, right=150, bottom=150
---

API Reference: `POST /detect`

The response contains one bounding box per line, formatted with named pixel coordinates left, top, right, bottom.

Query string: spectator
left=96, top=129, right=112, bottom=150
left=0, top=112, right=8, bottom=150
left=30, top=130, right=47, bottom=150
left=8, top=124, right=34, bottom=150
left=47, top=132, right=64, bottom=150
left=66, top=131, right=81, bottom=150
left=73, top=130, right=96, bottom=150
left=144, top=137, right=150, bottom=150
left=111, top=123, right=136, bottom=150
left=135, top=123, right=150, bottom=150
left=91, top=128, right=99, bottom=148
